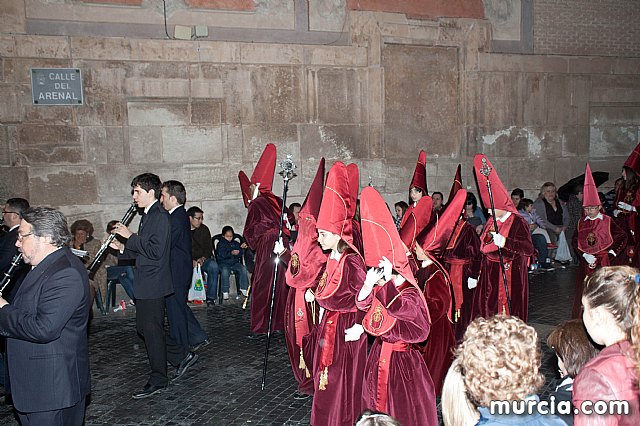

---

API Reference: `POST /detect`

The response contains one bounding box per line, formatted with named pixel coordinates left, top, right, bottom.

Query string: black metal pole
left=480, top=159, right=512, bottom=314
left=261, top=157, right=295, bottom=391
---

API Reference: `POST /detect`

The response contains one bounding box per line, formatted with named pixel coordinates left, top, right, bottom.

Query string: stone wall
left=1, top=0, right=639, bottom=235
left=534, top=0, right=640, bottom=57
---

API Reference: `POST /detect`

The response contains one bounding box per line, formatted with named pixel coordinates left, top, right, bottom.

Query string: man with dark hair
left=510, top=188, right=525, bottom=209
left=187, top=206, right=219, bottom=306
left=0, top=207, right=90, bottom=425
left=432, top=191, right=444, bottom=213
left=161, top=180, right=209, bottom=352
left=111, top=173, right=198, bottom=399
left=0, top=198, right=30, bottom=297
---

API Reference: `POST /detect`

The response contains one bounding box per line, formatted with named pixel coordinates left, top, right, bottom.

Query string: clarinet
left=0, top=253, right=23, bottom=297
left=87, top=203, right=137, bottom=280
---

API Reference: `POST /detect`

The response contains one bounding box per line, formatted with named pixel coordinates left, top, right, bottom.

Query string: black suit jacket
left=169, top=206, right=193, bottom=290
left=0, top=247, right=91, bottom=412
left=123, top=200, right=173, bottom=299
left=0, top=227, right=19, bottom=273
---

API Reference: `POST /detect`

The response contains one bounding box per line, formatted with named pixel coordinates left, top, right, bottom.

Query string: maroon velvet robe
left=357, top=282, right=438, bottom=426
left=244, top=195, right=291, bottom=333
left=284, top=211, right=327, bottom=395
left=443, top=221, right=481, bottom=342
left=471, top=213, right=533, bottom=322
left=614, top=186, right=640, bottom=267
left=416, top=262, right=455, bottom=396
left=311, top=252, right=367, bottom=426
left=571, top=215, right=627, bottom=318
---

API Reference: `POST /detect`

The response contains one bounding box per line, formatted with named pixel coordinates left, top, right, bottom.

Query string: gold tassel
left=319, top=366, right=328, bottom=390
left=299, top=349, right=311, bottom=378
left=502, top=305, right=506, bottom=315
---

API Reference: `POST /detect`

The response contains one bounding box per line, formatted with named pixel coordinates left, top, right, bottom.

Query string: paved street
left=0, top=265, right=576, bottom=425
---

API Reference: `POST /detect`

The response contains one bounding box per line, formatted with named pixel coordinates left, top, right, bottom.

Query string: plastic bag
left=188, top=265, right=207, bottom=301
left=554, top=231, right=573, bottom=262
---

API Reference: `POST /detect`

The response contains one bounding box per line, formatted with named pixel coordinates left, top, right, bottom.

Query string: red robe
left=311, top=252, right=367, bottom=426
left=613, top=186, right=640, bottom=267
left=571, top=215, right=627, bottom=318
left=357, top=282, right=438, bottom=426
left=284, top=211, right=327, bottom=395
left=244, top=195, right=291, bottom=333
left=443, top=221, right=482, bottom=342
left=416, top=261, right=455, bottom=395
left=471, top=213, right=533, bottom=321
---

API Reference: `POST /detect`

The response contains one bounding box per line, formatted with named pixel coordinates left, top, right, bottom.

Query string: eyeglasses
left=17, top=232, right=34, bottom=241
left=2, top=210, right=17, bottom=215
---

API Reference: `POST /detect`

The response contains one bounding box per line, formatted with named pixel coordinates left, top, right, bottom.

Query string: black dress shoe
left=132, top=383, right=166, bottom=399
left=172, top=352, right=199, bottom=381
left=292, top=391, right=311, bottom=400
left=191, top=338, right=211, bottom=352
left=246, top=332, right=264, bottom=340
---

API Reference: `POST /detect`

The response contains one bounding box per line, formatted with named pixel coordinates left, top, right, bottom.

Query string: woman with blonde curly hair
left=455, top=315, right=565, bottom=425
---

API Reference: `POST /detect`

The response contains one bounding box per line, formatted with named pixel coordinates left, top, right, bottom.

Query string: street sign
left=31, top=68, right=83, bottom=105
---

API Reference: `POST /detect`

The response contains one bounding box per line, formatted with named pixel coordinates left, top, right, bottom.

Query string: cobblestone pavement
left=0, top=265, right=576, bottom=425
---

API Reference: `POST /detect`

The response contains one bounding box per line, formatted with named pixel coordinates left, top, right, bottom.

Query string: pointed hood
left=316, top=162, right=354, bottom=249
left=360, top=186, right=416, bottom=286
left=300, top=158, right=325, bottom=218
left=624, top=142, right=640, bottom=175
left=250, top=143, right=276, bottom=194
left=410, top=150, right=428, bottom=194
left=399, top=195, right=433, bottom=252
left=582, top=164, right=601, bottom=207
left=473, top=154, right=517, bottom=214
left=446, top=164, right=463, bottom=205
left=238, top=171, right=251, bottom=208
left=417, top=189, right=467, bottom=257
left=347, top=163, right=360, bottom=218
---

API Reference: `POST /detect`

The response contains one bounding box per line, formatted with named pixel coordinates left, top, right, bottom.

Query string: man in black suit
left=160, top=180, right=210, bottom=351
left=0, top=207, right=90, bottom=425
left=0, top=198, right=30, bottom=296
left=111, top=173, right=198, bottom=399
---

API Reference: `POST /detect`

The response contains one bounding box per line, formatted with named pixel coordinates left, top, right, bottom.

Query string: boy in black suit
left=111, top=173, right=198, bottom=399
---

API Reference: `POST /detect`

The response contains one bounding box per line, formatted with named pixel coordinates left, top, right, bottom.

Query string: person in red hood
left=400, top=150, right=428, bottom=228
left=571, top=164, right=626, bottom=318
left=284, top=159, right=328, bottom=398
left=357, top=186, right=437, bottom=426
left=470, top=154, right=533, bottom=321
left=613, top=141, right=640, bottom=268
left=310, top=161, right=367, bottom=426
left=242, top=144, right=292, bottom=335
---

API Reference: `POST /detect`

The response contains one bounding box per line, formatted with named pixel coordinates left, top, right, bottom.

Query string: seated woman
left=215, top=225, right=249, bottom=300
left=533, top=182, right=569, bottom=247
left=464, top=192, right=486, bottom=235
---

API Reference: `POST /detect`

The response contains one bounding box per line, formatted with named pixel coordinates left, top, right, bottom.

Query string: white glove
left=613, top=209, right=621, bottom=218
left=364, top=267, right=384, bottom=288
left=319, top=306, right=325, bottom=322
left=305, top=288, right=315, bottom=303
left=284, top=214, right=294, bottom=231
left=467, top=277, right=478, bottom=289
left=378, top=256, right=393, bottom=282
left=491, top=232, right=506, bottom=248
left=393, top=275, right=406, bottom=287
left=583, top=253, right=596, bottom=265
left=617, top=201, right=636, bottom=212
left=273, top=238, right=285, bottom=255
left=608, top=250, right=616, bottom=257
left=344, top=323, right=365, bottom=342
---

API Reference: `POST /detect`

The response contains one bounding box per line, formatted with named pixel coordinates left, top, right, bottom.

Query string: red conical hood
left=473, top=154, right=517, bottom=214
left=360, top=187, right=416, bottom=286
left=583, top=164, right=601, bottom=207
left=417, top=189, right=467, bottom=257
left=238, top=171, right=251, bottom=208
left=624, top=142, right=640, bottom=174
left=250, top=143, right=276, bottom=194
left=300, top=158, right=325, bottom=219
left=410, top=150, right=428, bottom=194
left=399, top=196, right=433, bottom=252
left=317, top=162, right=354, bottom=248
left=347, top=163, right=359, bottom=218
left=446, top=164, right=463, bottom=205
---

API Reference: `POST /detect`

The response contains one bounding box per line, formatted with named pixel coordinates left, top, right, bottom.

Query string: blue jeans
left=106, top=265, right=135, bottom=300
left=202, top=258, right=220, bottom=300
left=531, top=234, right=549, bottom=265
left=220, top=263, right=249, bottom=294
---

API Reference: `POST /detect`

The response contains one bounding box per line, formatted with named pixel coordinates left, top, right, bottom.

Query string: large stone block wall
left=1, top=1, right=639, bottom=235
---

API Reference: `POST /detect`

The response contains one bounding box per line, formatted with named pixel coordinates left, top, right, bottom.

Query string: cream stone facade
left=1, top=0, right=638, bottom=233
